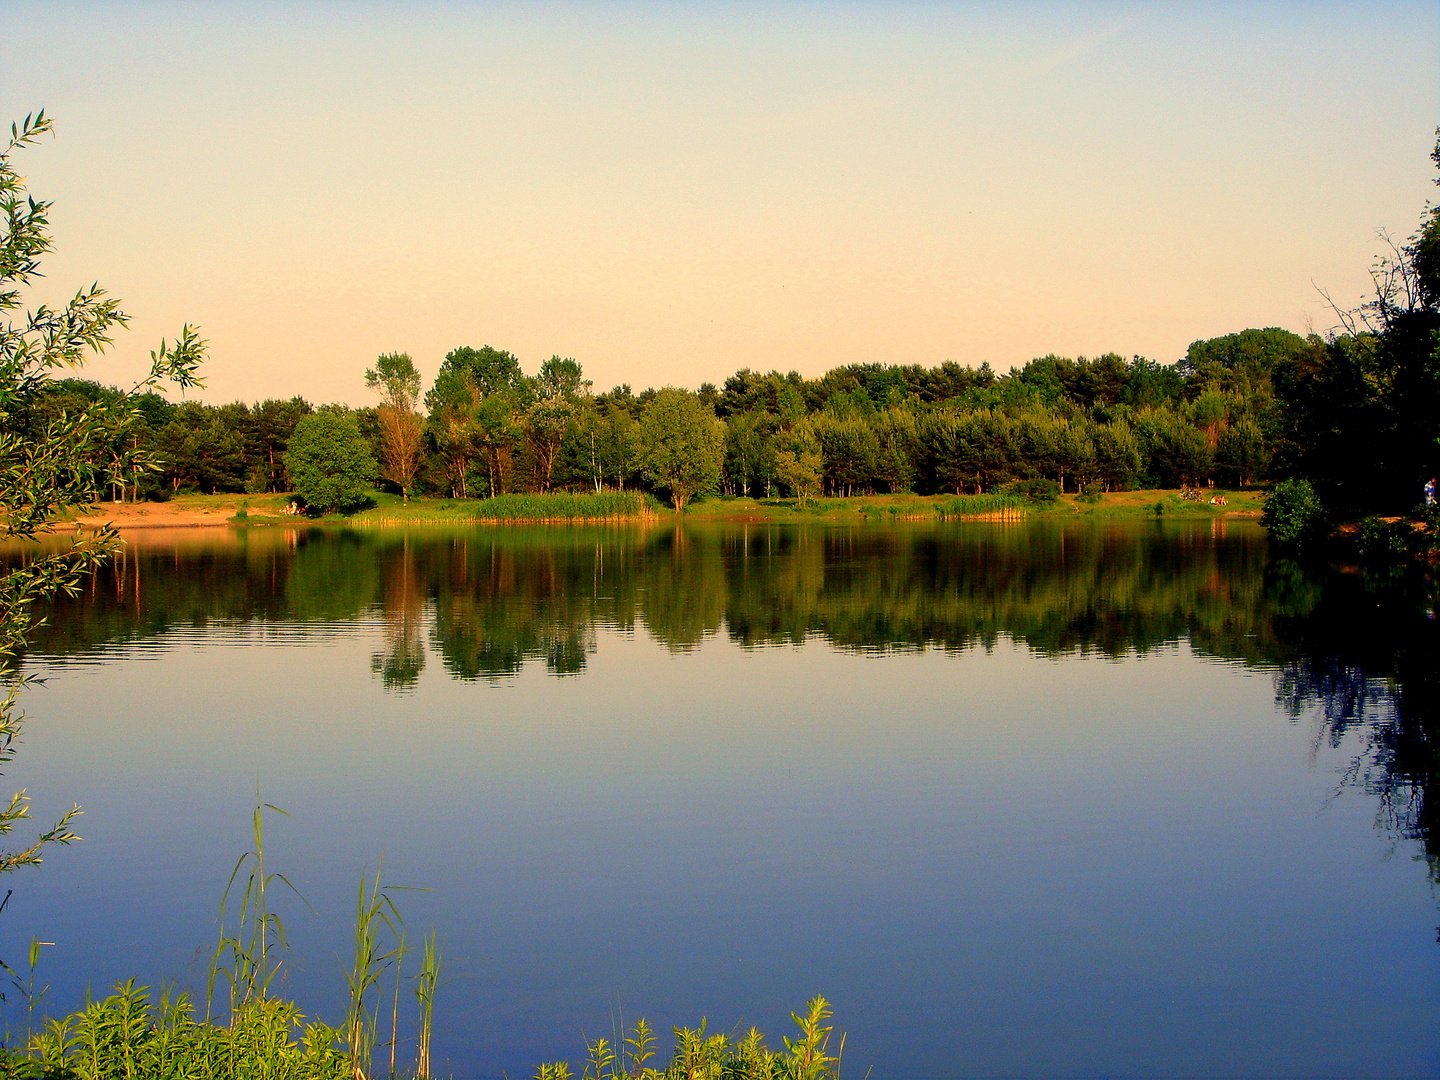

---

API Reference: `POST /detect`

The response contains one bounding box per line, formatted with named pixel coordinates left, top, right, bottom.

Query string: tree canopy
left=285, top=410, right=378, bottom=512
left=638, top=388, right=724, bottom=510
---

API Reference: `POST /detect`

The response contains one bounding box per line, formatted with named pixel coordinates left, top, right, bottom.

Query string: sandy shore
left=71, top=502, right=245, bottom=529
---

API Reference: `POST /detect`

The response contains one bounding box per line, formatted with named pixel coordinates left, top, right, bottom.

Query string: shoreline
left=61, top=489, right=1268, bottom=531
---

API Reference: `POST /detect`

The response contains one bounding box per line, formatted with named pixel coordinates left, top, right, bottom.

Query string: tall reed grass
left=208, top=796, right=302, bottom=1018
left=358, top=491, right=662, bottom=525
left=855, top=494, right=1026, bottom=521
left=933, top=494, right=1026, bottom=521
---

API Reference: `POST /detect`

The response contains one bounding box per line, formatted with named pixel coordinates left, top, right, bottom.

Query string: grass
left=1048, top=486, right=1265, bottom=517
left=684, top=487, right=1262, bottom=522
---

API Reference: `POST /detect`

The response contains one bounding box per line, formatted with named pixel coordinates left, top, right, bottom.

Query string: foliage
left=1356, top=516, right=1415, bottom=560
left=0, top=111, right=202, bottom=888
left=1260, top=478, right=1327, bottom=547
left=1007, top=478, right=1060, bottom=503
left=44, top=334, right=1390, bottom=509
left=285, top=411, right=377, bottom=513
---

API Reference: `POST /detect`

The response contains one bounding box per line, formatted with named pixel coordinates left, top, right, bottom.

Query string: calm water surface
left=5, top=519, right=1439, bottom=1078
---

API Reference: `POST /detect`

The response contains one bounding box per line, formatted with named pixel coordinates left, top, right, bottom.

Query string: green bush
left=1006, top=479, right=1060, bottom=503
left=1260, top=478, right=1327, bottom=546
left=1357, top=516, right=1416, bottom=559
left=1077, top=482, right=1104, bottom=504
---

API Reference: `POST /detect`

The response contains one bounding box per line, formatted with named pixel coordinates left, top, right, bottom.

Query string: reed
left=1, top=936, right=52, bottom=1047
left=208, top=794, right=304, bottom=1020
left=412, top=931, right=442, bottom=1080
left=934, top=494, right=1026, bottom=520
left=354, top=490, right=663, bottom=525
left=345, top=864, right=404, bottom=1080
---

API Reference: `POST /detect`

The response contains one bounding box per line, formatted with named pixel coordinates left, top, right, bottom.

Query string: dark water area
left=3, top=519, right=1439, bottom=1078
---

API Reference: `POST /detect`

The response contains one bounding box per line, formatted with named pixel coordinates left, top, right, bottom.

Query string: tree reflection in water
left=9, top=519, right=1438, bottom=864
left=1269, top=555, right=1440, bottom=879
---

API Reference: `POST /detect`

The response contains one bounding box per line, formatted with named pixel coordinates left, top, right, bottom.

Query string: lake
left=4, top=519, right=1438, bottom=1078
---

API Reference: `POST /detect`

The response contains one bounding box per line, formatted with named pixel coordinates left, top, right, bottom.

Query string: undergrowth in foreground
left=0, top=989, right=846, bottom=1080
left=534, top=996, right=844, bottom=1080
left=3, top=986, right=347, bottom=1080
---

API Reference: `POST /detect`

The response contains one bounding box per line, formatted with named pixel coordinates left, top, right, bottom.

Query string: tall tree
left=427, top=345, right=529, bottom=497
left=365, top=351, right=424, bottom=501
left=525, top=355, right=590, bottom=492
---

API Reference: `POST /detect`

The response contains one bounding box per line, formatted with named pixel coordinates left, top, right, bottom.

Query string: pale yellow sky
left=3, top=2, right=1437, bottom=405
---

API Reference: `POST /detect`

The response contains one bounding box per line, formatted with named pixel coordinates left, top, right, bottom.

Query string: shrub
left=1006, top=478, right=1060, bottom=503
left=1077, top=482, right=1104, bottom=504
left=1357, top=516, right=1414, bottom=559
left=1261, top=478, right=1327, bottom=546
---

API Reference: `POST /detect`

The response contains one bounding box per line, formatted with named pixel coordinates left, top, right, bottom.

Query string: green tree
left=774, top=420, right=823, bottom=506
left=426, top=345, right=529, bottom=497
left=285, top=410, right=377, bottom=512
left=0, top=111, right=204, bottom=876
left=723, top=409, right=776, bottom=497
left=365, top=351, right=423, bottom=501
left=250, top=397, right=312, bottom=493
left=1093, top=420, right=1143, bottom=491
left=1215, top=417, right=1267, bottom=487
left=525, top=355, right=590, bottom=492
left=638, top=388, right=724, bottom=510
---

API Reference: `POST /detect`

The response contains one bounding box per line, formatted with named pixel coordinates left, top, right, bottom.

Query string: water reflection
left=1266, top=556, right=1440, bottom=877
left=9, top=521, right=1439, bottom=857
left=15, top=520, right=1281, bottom=666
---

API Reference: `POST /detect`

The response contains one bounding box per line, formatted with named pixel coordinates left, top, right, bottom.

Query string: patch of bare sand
left=71, top=502, right=236, bottom=529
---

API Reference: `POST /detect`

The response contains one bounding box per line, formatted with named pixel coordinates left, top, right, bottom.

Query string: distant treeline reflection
left=10, top=521, right=1439, bottom=863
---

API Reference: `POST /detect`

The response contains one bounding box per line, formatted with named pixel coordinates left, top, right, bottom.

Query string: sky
left=2, top=1, right=1437, bottom=406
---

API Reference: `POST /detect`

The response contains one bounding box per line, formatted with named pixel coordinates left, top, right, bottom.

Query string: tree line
left=23, top=319, right=1425, bottom=514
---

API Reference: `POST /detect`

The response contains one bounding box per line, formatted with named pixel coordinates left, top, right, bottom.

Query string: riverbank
left=63, top=487, right=1266, bottom=529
